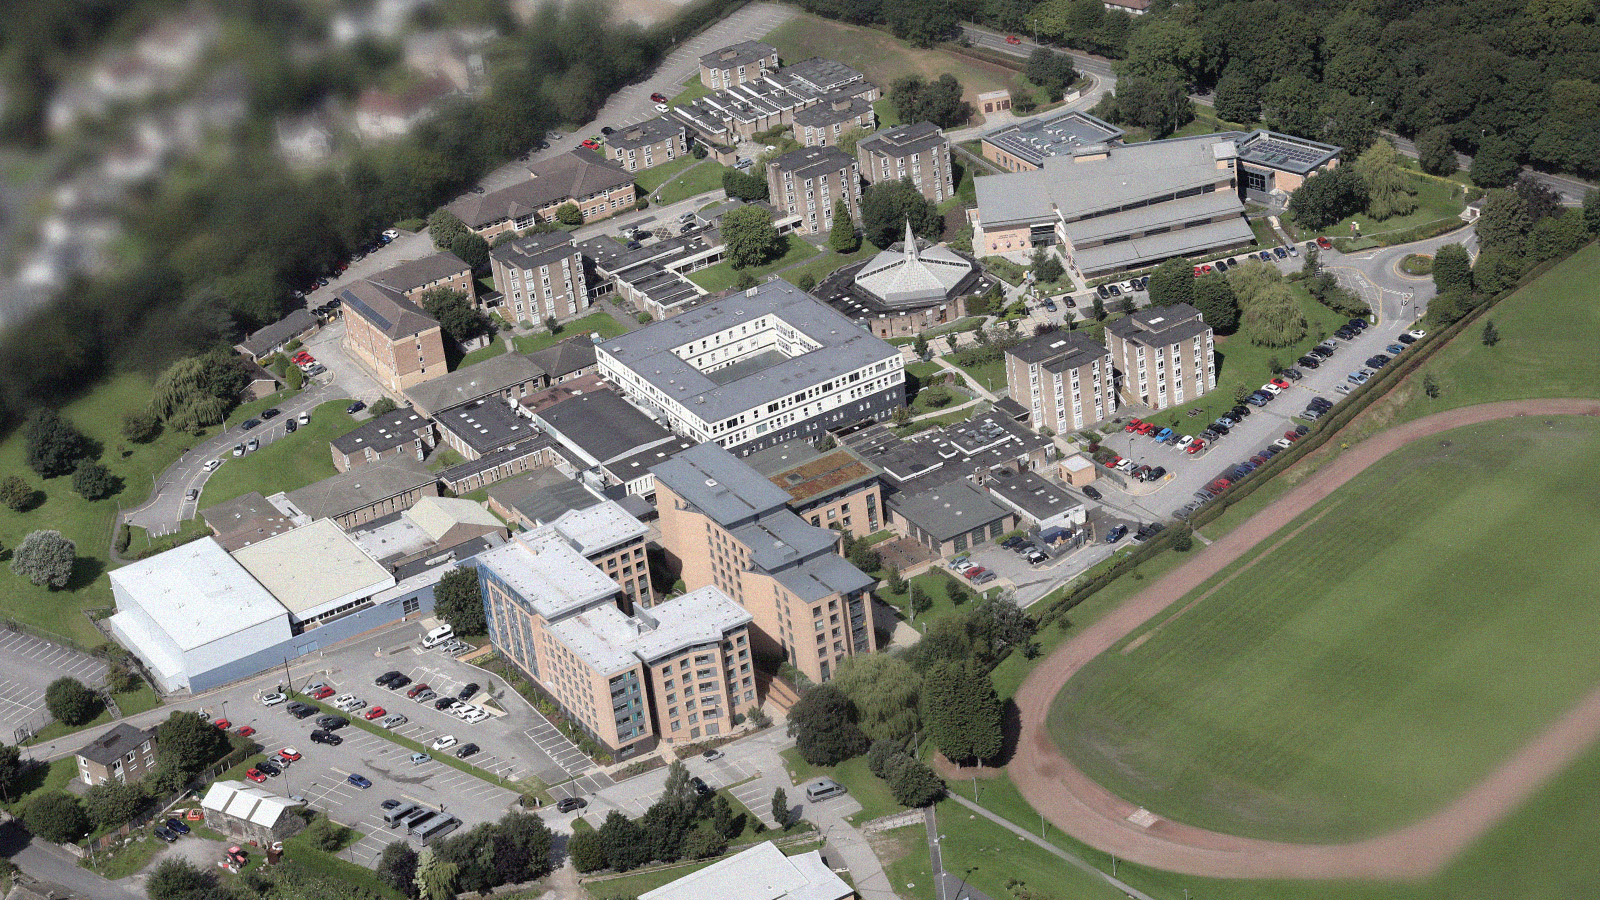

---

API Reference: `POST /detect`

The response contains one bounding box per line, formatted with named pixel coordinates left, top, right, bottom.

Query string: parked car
left=414, top=689, right=437, bottom=702
left=1105, top=525, right=1129, bottom=543
left=407, top=683, right=430, bottom=698
left=650, top=92, right=668, bottom=103
left=458, top=683, right=480, bottom=701
left=260, top=692, right=286, bottom=707
left=309, top=686, right=335, bottom=700
left=557, top=797, right=588, bottom=813
left=235, top=725, right=255, bottom=738
left=455, top=743, right=481, bottom=759
left=346, top=401, right=365, bottom=414
left=1316, top=236, right=1333, bottom=249
left=1082, top=486, right=1102, bottom=500
left=310, top=729, right=342, bottom=745
left=203, top=458, right=222, bottom=472
left=257, top=761, right=280, bottom=777
left=1387, top=343, right=1407, bottom=355
left=410, top=752, right=431, bottom=764
left=375, top=670, right=403, bottom=686
left=431, top=735, right=458, bottom=751
left=348, top=774, right=372, bottom=789
left=386, top=675, right=412, bottom=690
left=364, top=706, right=387, bottom=720
left=380, top=713, right=408, bottom=728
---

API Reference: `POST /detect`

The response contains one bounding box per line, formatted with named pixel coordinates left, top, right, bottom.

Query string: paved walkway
left=1010, top=398, right=1600, bottom=879
left=933, top=356, right=999, bottom=402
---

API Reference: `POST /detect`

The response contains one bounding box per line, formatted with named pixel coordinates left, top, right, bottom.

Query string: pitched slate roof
left=340, top=280, right=438, bottom=340
left=447, top=150, right=634, bottom=229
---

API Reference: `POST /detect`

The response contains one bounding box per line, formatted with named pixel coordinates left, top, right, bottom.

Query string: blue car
left=1154, top=427, right=1174, bottom=443
left=1387, top=343, right=1406, bottom=354
left=165, top=817, right=190, bottom=836
left=1105, top=525, right=1128, bottom=543
left=347, top=773, right=372, bottom=789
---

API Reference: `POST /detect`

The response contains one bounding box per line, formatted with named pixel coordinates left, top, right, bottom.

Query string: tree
left=1147, top=259, right=1196, bottom=306
left=368, top=397, right=399, bottom=417
left=599, top=810, right=649, bottom=871
left=1416, top=127, right=1458, bottom=176
left=1171, top=524, right=1194, bottom=551
left=23, top=409, right=87, bottom=477
left=1287, top=166, right=1366, bottom=230
left=1025, top=48, right=1078, bottom=98
left=157, top=709, right=228, bottom=774
left=1212, top=64, right=1260, bottom=124
left=378, top=842, right=421, bottom=899
left=495, top=811, right=555, bottom=884
left=1263, top=73, right=1325, bottom=138
left=1432, top=244, right=1475, bottom=295
left=448, top=232, right=491, bottom=271
left=722, top=205, right=784, bottom=269
left=149, top=349, right=249, bottom=432
left=682, top=821, right=728, bottom=859
left=285, top=365, right=304, bottom=391
left=415, top=847, right=459, bottom=900
left=45, top=677, right=99, bottom=726
left=546, top=315, right=561, bottom=334
left=421, top=287, right=490, bottom=344
left=1193, top=275, right=1240, bottom=333
left=1091, top=294, right=1106, bottom=321
left=72, top=460, right=117, bottom=501
left=885, top=566, right=907, bottom=595
left=1526, top=209, right=1591, bottom=263
left=787, top=683, right=869, bottom=765
left=921, top=660, right=1003, bottom=765
left=1239, top=283, right=1307, bottom=347
left=429, top=210, right=469, bottom=251
left=1584, top=189, right=1600, bottom=235
left=1476, top=190, right=1533, bottom=254
left=569, top=829, right=609, bottom=872
left=147, top=858, right=220, bottom=900
left=432, top=567, right=487, bottom=636
left=771, top=787, right=791, bottom=829
left=1354, top=141, right=1416, bottom=220
left=1092, top=76, right=1193, bottom=138
left=968, top=596, right=1038, bottom=665
left=1032, top=248, right=1065, bottom=285
left=305, top=816, right=349, bottom=851
left=1512, top=174, right=1563, bottom=223
left=721, top=169, right=769, bottom=201
left=910, top=585, right=933, bottom=617
left=1424, top=374, right=1440, bottom=398
left=11, top=530, right=76, bottom=589
left=22, top=791, right=86, bottom=843
left=832, top=654, right=923, bottom=743
left=0, top=475, right=33, bottom=511
left=1481, top=320, right=1500, bottom=346
left=120, top=410, right=161, bottom=444
left=888, top=75, right=972, bottom=129
left=555, top=203, right=584, bottom=226
left=828, top=199, right=859, bottom=253
left=1469, top=136, right=1521, bottom=188
left=860, top=179, right=942, bottom=249
left=0, top=742, right=22, bottom=803
left=734, top=272, right=759, bottom=291
left=81, top=780, right=141, bottom=830
left=884, top=753, right=945, bottom=807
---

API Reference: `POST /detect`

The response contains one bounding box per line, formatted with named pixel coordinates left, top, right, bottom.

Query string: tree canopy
left=157, top=709, right=229, bottom=774
left=10, top=530, right=76, bottom=589
left=920, top=659, right=1003, bottom=765
left=149, top=348, right=250, bottom=433
left=44, top=677, right=99, bottom=725
left=1147, top=258, right=1197, bottom=306
left=860, top=179, right=942, bottom=250
left=1193, top=274, right=1240, bottom=333
left=1091, top=75, right=1193, bottom=139
left=787, top=683, right=870, bottom=765
left=23, top=409, right=87, bottom=478
left=433, top=566, right=487, bottom=636
left=420, top=288, right=490, bottom=344
left=1025, top=48, right=1079, bottom=99
left=889, top=75, right=973, bottom=129
left=831, top=654, right=923, bottom=743
left=1287, top=167, right=1366, bottom=230
left=721, top=205, right=785, bottom=269
left=1354, top=141, right=1416, bottom=220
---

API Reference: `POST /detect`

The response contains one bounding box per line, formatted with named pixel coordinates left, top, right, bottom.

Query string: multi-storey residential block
left=605, top=116, right=691, bottom=172
left=447, top=150, right=636, bottom=239
left=744, top=439, right=884, bottom=539
left=1104, top=303, right=1216, bottom=410
left=1004, top=331, right=1118, bottom=433
left=699, top=41, right=778, bottom=90
left=856, top=122, right=953, bottom=203
left=477, top=525, right=752, bottom=755
left=339, top=280, right=447, bottom=393
left=792, top=93, right=874, bottom=147
left=595, top=280, right=903, bottom=456
left=653, top=442, right=877, bottom=684
left=489, top=232, right=589, bottom=325
left=76, top=723, right=158, bottom=786
left=765, top=146, right=860, bottom=235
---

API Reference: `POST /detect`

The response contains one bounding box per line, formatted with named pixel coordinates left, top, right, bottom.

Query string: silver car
left=380, top=713, right=408, bottom=729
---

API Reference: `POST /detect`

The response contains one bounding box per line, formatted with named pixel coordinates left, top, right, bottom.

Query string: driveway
left=0, top=631, right=107, bottom=742
left=123, top=381, right=339, bottom=536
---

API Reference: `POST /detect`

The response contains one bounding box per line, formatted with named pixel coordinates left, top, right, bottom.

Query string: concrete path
left=934, top=356, right=999, bottom=402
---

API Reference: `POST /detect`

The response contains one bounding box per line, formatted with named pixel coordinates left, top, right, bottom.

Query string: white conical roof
left=853, top=223, right=975, bottom=309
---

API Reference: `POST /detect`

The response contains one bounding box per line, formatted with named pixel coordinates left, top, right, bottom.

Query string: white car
left=1176, top=435, right=1194, bottom=449
left=1407, top=329, right=1427, bottom=340
left=1335, top=383, right=1354, bottom=395
left=203, top=459, right=222, bottom=472
left=333, top=692, right=357, bottom=707
left=1121, top=281, right=1137, bottom=293
left=382, top=228, right=399, bottom=240
left=1273, top=438, right=1294, bottom=449
left=461, top=709, right=490, bottom=724
left=431, top=734, right=458, bottom=751
left=655, top=102, right=669, bottom=112
left=453, top=703, right=480, bottom=720
left=298, top=412, right=311, bottom=425
left=1260, top=383, right=1282, bottom=396
left=260, top=692, right=286, bottom=707
left=951, top=558, right=974, bottom=573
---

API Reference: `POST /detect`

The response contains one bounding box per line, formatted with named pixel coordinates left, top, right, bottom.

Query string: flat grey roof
left=769, top=144, right=855, bottom=180
left=474, top=530, right=619, bottom=622
left=486, top=468, right=602, bottom=524
left=1107, top=302, right=1213, bottom=345
left=889, top=479, right=1012, bottom=542
left=435, top=396, right=540, bottom=456
left=490, top=232, right=579, bottom=271
left=598, top=280, right=898, bottom=422
left=537, top=390, right=679, bottom=466
left=1006, top=331, right=1109, bottom=369
left=602, top=435, right=697, bottom=486
left=858, top=121, right=946, bottom=159
left=651, top=442, right=792, bottom=527
left=523, top=336, right=596, bottom=381
left=630, top=586, right=752, bottom=663
left=987, top=470, right=1083, bottom=520
left=331, top=406, right=431, bottom=455
left=981, top=109, right=1124, bottom=168
left=282, top=458, right=435, bottom=521
left=792, top=92, right=872, bottom=127
left=699, top=40, right=777, bottom=70
left=1070, top=217, right=1254, bottom=275
left=403, top=352, right=545, bottom=414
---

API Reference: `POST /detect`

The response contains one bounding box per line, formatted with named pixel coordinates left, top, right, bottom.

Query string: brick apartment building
left=605, top=116, right=691, bottom=173
left=447, top=150, right=636, bottom=239
left=652, top=442, right=876, bottom=684
left=765, top=145, right=861, bottom=236
left=857, top=122, right=953, bottom=203
left=792, top=93, right=875, bottom=148
left=75, top=723, right=158, bottom=786
left=699, top=40, right=778, bottom=90
left=339, top=280, right=448, bottom=393
left=369, top=250, right=477, bottom=306
left=488, top=232, right=589, bottom=325
left=1004, top=330, right=1118, bottom=433
left=1104, top=303, right=1216, bottom=410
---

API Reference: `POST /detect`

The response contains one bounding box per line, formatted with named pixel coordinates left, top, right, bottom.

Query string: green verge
left=685, top=236, right=820, bottom=292
left=511, top=311, right=627, bottom=354
left=631, top=155, right=700, bottom=193
left=198, top=399, right=357, bottom=508
left=654, top=161, right=732, bottom=207
left=779, top=747, right=902, bottom=825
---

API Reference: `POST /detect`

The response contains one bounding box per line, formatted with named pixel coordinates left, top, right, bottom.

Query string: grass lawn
left=1292, top=174, right=1469, bottom=241
left=198, top=400, right=356, bottom=508
left=654, top=160, right=732, bottom=207
left=780, top=747, right=902, bottom=825
left=282, top=829, right=405, bottom=899
left=1051, top=416, right=1600, bottom=842
left=511, top=311, right=627, bottom=354
left=949, top=355, right=1005, bottom=393
left=85, top=832, right=168, bottom=879
left=871, top=821, right=934, bottom=900
left=764, top=15, right=1014, bottom=118
left=669, top=79, right=713, bottom=107
left=872, top=97, right=900, bottom=128
left=775, top=242, right=879, bottom=289
left=632, top=154, right=700, bottom=193
left=931, top=796, right=1131, bottom=900
left=1247, top=216, right=1279, bottom=248
left=895, top=403, right=986, bottom=436
left=0, top=370, right=244, bottom=647
left=457, top=338, right=508, bottom=369
left=685, top=236, right=820, bottom=292
left=23, top=682, right=160, bottom=746
left=3, top=757, right=76, bottom=813
left=874, top=570, right=991, bottom=628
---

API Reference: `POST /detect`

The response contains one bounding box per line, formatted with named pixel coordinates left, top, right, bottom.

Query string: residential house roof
left=340, top=280, right=438, bottom=340
left=238, top=309, right=317, bottom=357
left=76, top=723, right=157, bottom=766
left=523, top=336, right=596, bottom=382
left=368, top=251, right=471, bottom=296
left=402, top=352, right=545, bottom=415
left=447, top=150, right=633, bottom=229
left=331, top=406, right=432, bottom=456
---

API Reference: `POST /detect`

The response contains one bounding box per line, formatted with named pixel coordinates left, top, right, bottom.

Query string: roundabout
left=1011, top=399, right=1600, bottom=880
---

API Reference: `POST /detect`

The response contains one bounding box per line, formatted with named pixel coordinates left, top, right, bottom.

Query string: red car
left=1124, top=418, right=1144, bottom=433
left=406, top=683, right=430, bottom=699
left=291, top=351, right=312, bottom=363
left=214, top=719, right=231, bottom=730
left=236, top=725, right=255, bottom=737
left=1201, top=264, right=1213, bottom=273
left=246, top=768, right=267, bottom=783
left=1005, top=35, right=1022, bottom=44
left=650, top=92, right=668, bottom=103
left=364, top=707, right=386, bottom=721
left=963, top=566, right=990, bottom=581
left=1271, top=377, right=1291, bottom=389
left=1103, top=455, right=1122, bottom=468
left=580, top=139, right=600, bottom=150
left=279, top=747, right=302, bottom=761
left=1193, top=265, right=1203, bottom=276
left=310, top=686, right=334, bottom=700
left=1186, top=440, right=1205, bottom=454
left=1284, top=430, right=1300, bottom=442
left=1316, top=236, right=1333, bottom=250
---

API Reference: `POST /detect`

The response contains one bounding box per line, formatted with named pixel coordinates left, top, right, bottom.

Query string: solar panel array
left=1244, top=138, right=1326, bottom=166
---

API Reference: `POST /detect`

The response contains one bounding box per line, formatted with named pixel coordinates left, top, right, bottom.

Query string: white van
left=804, top=777, right=847, bottom=802
left=421, top=625, right=455, bottom=649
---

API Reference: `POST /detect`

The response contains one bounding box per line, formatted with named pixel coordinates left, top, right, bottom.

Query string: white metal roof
left=108, top=538, right=286, bottom=651
left=639, top=842, right=852, bottom=900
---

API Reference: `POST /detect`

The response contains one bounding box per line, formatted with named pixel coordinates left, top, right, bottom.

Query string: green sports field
left=1050, top=415, right=1600, bottom=843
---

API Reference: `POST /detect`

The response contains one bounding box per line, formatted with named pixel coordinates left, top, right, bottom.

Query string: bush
left=84, top=780, right=144, bottom=829
left=11, top=530, right=77, bottom=589
left=45, top=677, right=100, bottom=725
left=555, top=203, right=584, bottom=226
left=304, top=815, right=350, bottom=851
left=0, top=475, right=33, bottom=512
left=23, top=791, right=87, bottom=843
left=72, top=460, right=118, bottom=501
left=884, top=754, right=945, bottom=808
left=120, top=410, right=161, bottom=444
left=368, top=397, right=398, bottom=416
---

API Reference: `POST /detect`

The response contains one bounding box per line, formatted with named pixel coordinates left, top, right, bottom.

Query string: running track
left=1011, top=399, right=1600, bottom=880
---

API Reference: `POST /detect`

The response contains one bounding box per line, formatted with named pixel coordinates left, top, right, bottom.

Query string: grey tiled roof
left=857, top=121, right=946, bottom=159
left=368, top=251, right=470, bottom=295
left=447, top=151, right=633, bottom=229
left=340, top=280, right=437, bottom=340
left=769, top=144, right=855, bottom=180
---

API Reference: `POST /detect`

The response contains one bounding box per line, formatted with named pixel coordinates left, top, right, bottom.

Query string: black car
left=261, top=408, right=280, bottom=419
left=287, top=702, right=317, bottom=718
left=1001, top=535, right=1027, bottom=549
left=1282, top=368, right=1303, bottom=380
left=1210, top=422, right=1230, bottom=435
left=257, top=761, right=281, bottom=777
left=1082, top=485, right=1102, bottom=500
left=457, top=683, right=479, bottom=701
left=556, top=797, right=588, bottom=813
left=1297, top=355, right=1320, bottom=369
left=381, top=799, right=402, bottom=810
left=310, top=729, right=343, bottom=745
left=1096, top=284, right=1110, bottom=299
left=1107, top=283, right=1121, bottom=296
left=435, top=697, right=457, bottom=710
left=455, top=743, right=481, bottom=759
left=690, top=776, right=713, bottom=797
left=600, top=126, right=614, bottom=135
left=1230, top=405, right=1250, bottom=419
left=1294, top=424, right=1310, bottom=435
left=318, top=715, right=350, bottom=731
left=387, top=675, right=412, bottom=690
left=242, top=418, right=261, bottom=429
left=346, top=401, right=366, bottom=414
left=375, top=671, right=403, bottom=686
left=1105, top=525, right=1129, bottom=543
left=1214, top=259, right=1228, bottom=272
left=1348, top=318, right=1368, bottom=329
left=1397, top=332, right=1418, bottom=344
left=1148, top=466, right=1167, bottom=480
left=285, top=419, right=298, bottom=433
left=154, top=826, right=178, bottom=843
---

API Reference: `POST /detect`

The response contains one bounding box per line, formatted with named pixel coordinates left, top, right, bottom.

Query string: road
left=0, top=820, right=143, bottom=900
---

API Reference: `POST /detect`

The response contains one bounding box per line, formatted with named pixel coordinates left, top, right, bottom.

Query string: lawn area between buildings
left=763, top=14, right=1015, bottom=118
left=653, top=160, right=732, bottom=207
left=0, top=370, right=256, bottom=647
left=1051, top=416, right=1600, bottom=843
left=631, top=154, right=700, bottom=193
left=1289, top=173, right=1470, bottom=243
left=685, top=235, right=820, bottom=292
left=511, top=311, right=627, bottom=354
left=777, top=242, right=879, bottom=289
left=874, top=569, right=993, bottom=629
left=457, top=337, right=509, bottom=369
left=198, top=400, right=357, bottom=509
left=779, top=748, right=902, bottom=826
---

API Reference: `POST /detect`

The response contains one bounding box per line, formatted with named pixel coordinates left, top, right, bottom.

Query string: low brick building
left=605, top=116, right=691, bottom=173
left=447, top=150, right=636, bottom=239
left=330, top=406, right=435, bottom=472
